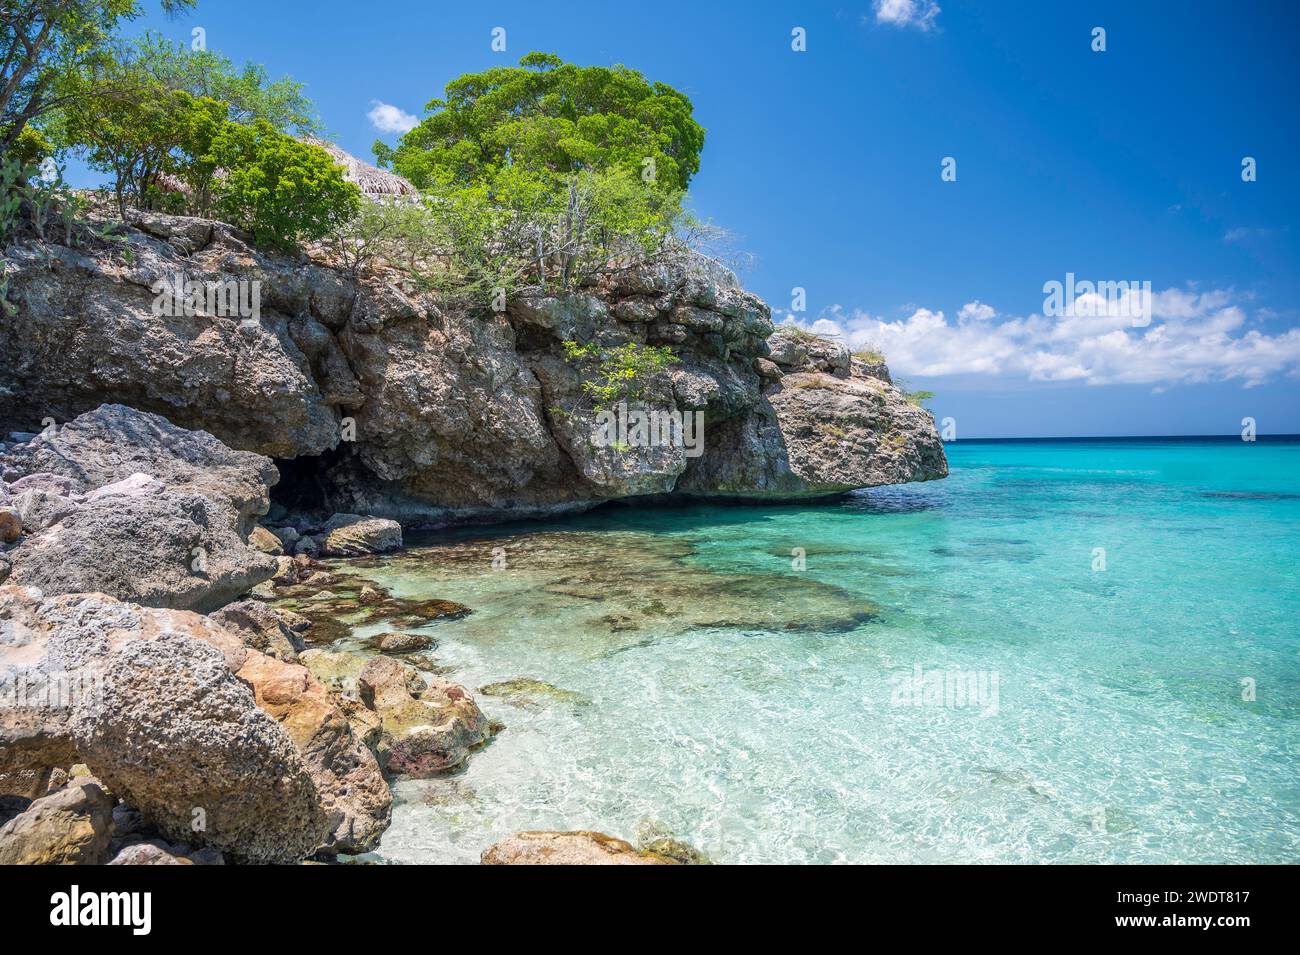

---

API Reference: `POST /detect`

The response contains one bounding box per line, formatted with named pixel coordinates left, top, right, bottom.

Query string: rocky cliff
left=0, top=210, right=946, bottom=524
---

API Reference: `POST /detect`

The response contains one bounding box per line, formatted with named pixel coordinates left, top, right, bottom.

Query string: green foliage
left=326, top=196, right=443, bottom=278
left=337, top=53, right=718, bottom=300
left=129, top=32, right=318, bottom=134
left=852, top=345, right=885, bottom=364
left=11, top=126, right=52, bottom=165
left=561, top=339, right=678, bottom=410
left=211, top=120, right=360, bottom=250
left=0, top=1, right=196, bottom=150
left=48, top=33, right=321, bottom=219
left=55, top=48, right=188, bottom=217
left=383, top=52, right=704, bottom=195
left=892, top=376, right=935, bottom=407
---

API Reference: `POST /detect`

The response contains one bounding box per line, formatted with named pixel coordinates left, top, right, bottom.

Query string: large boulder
left=481, top=830, right=677, bottom=866
left=0, top=404, right=277, bottom=534
left=0, top=406, right=279, bottom=611
left=317, top=513, right=402, bottom=557
left=231, top=650, right=390, bottom=854
left=0, top=779, right=115, bottom=865
left=5, top=494, right=275, bottom=613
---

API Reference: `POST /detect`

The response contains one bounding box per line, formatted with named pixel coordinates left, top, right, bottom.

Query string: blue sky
left=104, top=0, right=1300, bottom=437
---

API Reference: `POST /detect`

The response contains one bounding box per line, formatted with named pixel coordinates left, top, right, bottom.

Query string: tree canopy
left=0, top=0, right=196, bottom=149
left=377, top=52, right=705, bottom=194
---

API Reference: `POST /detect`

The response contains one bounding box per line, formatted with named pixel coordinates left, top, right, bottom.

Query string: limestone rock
left=481, top=830, right=677, bottom=865
left=0, top=404, right=277, bottom=535
left=359, top=655, right=490, bottom=777
left=0, top=406, right=280, bottom=611
left=0, top=586, right=390, bottom=862
left=209, top=599, right=304, bottom=661
left=0, top=780, right=115, bottom=865
left=365, top=631, right=434, bottom=654
left=0, top=214, right=946, bottom=524
left=4, top=493, right=276, bottom=613
left=0, top=507, right=21, bottom=543
left=317, top=513, right=402, bottom=557
left=9, top=488, right=78, bottom=533
left=232, top=650, right=390, bottom=854
left=249, top=524, right=284, bottom=555
left=108, top=840, right=193, bottom=865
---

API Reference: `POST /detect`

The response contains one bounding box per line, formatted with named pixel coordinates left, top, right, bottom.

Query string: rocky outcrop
left=0, top=211, right=946, bottom=526
left=0, top=586, right=390, bottom=861
left=481, top=830, right=677, bottom=865
left=0, top=405, right=278, bottom=611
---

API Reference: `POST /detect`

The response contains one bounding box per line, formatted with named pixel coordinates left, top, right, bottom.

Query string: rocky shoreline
left=0, top=212, right=946, bottom=864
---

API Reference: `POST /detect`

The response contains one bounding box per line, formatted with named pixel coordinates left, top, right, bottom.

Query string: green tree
left=130, top=31, right=318, bottom=133
left=381, top=52, right=705, bottom=195
left=0, top=0, right=195, bottom=149
left=212, top=119, right=360, bottom=250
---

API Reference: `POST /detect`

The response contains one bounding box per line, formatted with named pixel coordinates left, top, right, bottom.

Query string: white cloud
left=1223, top=226, right=1279, bottom=244
left=367, top=100, right=418, bottom=134
left=873, top=0, right=941, bottom=31
left=776, top=287, right=1300, bottom=389
left=958, top=300, right=995, bottom=323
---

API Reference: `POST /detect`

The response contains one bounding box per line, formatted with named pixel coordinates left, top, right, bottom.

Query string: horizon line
left=950, top=433, right=1300, bottom=442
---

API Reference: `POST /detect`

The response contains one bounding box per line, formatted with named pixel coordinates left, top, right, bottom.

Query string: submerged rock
left=481, top=830, right=677, bottom=865
left=366, top=631, right=435, bottom=654
left=478, top=677, right=589, bottom=710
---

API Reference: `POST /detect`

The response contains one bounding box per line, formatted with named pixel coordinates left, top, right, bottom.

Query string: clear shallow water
left=346, top=438, right=1299, bottom=864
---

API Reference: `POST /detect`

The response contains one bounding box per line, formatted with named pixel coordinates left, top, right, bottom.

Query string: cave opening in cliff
left=269, top=447, right=355, bottom=515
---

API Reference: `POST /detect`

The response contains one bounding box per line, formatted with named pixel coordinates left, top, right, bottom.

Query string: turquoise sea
left=346, top=438, right=1300, bottom=864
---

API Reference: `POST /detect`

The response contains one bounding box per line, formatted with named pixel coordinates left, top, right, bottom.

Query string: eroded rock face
left=481, top=830, right=676, bottom=865
left=0, top=214, right=946, bottom=525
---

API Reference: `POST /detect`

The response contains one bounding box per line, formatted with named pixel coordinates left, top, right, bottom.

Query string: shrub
left=561, top=339, right=678, bottom=411
left=212, top=121, right=360, bottom=250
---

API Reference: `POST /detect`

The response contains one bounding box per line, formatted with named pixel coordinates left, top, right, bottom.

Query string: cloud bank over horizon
left=778, top=287, right=1300, bottom=389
